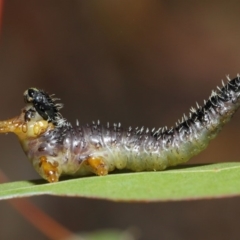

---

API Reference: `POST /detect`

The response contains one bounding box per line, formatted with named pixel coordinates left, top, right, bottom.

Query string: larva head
left=24, top=88, right=63, bottom=126
left=0, top=88, right=57, bottom=143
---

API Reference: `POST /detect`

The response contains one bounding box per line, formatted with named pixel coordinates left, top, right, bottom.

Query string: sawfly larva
left=1, top=76, right=240, bottom=182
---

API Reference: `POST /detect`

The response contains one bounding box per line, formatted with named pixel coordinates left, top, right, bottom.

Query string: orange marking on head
left=0, top=117, right=20, bottom=133
left=0, top=114, right=53, bottom=139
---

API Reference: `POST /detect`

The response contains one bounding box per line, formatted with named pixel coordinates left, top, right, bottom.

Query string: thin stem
left=0, top=0, right=3, bottom=35
left=0, top=170, right=83, bottom=240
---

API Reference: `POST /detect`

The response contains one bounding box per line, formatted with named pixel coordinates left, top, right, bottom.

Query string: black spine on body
left=149, top=76, right=240, bottom=153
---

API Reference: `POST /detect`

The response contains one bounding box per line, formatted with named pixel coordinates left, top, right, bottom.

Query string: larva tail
left=158, top=75, right=240, bottom=166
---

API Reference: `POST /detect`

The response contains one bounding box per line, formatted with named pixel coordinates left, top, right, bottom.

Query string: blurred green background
left=1, top=1, right=240, bottom=239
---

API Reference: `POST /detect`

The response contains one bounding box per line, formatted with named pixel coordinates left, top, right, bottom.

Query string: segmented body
left=1, top=76, right=240, bottom=182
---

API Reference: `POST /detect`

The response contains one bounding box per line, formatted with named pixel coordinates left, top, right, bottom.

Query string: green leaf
left=1, top=162, right=240, bottom=201
left=68, top=229, right=136, bottom=240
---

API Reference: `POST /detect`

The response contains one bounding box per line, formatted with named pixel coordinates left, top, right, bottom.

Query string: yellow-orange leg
left=39, top=156, right=60, bottom=183
left=85, top=156, right=108, bottom=176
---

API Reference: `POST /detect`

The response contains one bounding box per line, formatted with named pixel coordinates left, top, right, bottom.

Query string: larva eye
left=24, top=88, right=38, bottom=103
